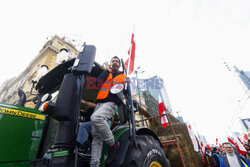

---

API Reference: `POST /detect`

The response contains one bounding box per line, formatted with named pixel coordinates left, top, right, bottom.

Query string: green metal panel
left=53, top=151, right=69, bottom=157
left=0, top=161, right=30, bottom=167
left=0, top=103, right=46, bottom=163
left=100, top=127, right=129, bottom=167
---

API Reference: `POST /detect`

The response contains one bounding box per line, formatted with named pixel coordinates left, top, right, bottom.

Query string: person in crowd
left=221, top=142, right=250, bottom=167
left=246, top=151, right=250, bottom=161
left=219, top=147, right=225, bottom=155
left=90, top=56, right=126, bottom=167
left=204, top=147, right=215, bottom=167
left=245, top=139, right=250, bottom=151
left=212, top=147, right=222, bottom=167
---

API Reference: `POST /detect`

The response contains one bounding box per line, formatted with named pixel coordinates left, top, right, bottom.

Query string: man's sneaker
left=106, top=141, right=120, bottom=164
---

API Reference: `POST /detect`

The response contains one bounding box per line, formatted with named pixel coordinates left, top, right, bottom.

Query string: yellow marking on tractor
left=149, top=161, right=162, bottom=167
left=0, top=107, right=45, bottom=120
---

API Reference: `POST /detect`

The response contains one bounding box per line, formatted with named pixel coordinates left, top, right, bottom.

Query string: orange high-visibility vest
left=96, top=73, right=126, bottom=100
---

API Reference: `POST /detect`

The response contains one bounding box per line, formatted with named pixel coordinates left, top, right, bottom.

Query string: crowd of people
left=203, top=140, right=250, bottom=167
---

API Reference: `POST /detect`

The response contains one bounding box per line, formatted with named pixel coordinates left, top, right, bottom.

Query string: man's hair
left=111, top=56, right=121, bottom=64
left=222, top=142, right=233, bottom=147
left=212, top=147, right=218, bottom=152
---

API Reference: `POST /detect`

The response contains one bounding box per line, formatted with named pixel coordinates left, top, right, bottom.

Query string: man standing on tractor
left=90, top=56, right=126, bottom=167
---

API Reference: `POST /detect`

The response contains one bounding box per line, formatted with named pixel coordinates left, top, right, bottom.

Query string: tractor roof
left=36, top=58, right=104, bottom=95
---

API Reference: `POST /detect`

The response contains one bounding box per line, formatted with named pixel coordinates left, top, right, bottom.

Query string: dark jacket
left=212, top=152, right=220, bottom=167
left=204, top=153, right=215, bottom=167
left=221, top=153, right=246, bottom=167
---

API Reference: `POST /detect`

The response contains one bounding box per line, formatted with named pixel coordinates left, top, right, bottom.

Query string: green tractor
left=0, top=44, right=171, bottom=167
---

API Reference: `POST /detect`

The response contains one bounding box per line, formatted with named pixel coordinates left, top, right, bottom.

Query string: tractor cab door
left=35, top=44, right=98, bottom=167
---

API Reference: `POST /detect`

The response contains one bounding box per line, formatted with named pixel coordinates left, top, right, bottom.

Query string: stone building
left=0, top=35, right=78, bottom=108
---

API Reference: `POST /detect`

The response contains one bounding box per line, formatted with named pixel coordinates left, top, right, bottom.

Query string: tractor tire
left=121, top=135, right=170, bottom=167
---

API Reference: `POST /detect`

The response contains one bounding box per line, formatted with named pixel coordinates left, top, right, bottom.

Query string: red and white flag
left=200, top=141, right=205, bottom=153
left=198, top=135, right=207, bottom=154
left=244, top=134, right=249, bottom=143
left=158, top=95, right=168, bottom=128
left=227, top=136, right=235, bottom=145
left=235, top=137, right=247, bottom=156
left=216, top=138, right=222, bottom=147
left=238, top=137, right=243, bottom=145
left=125, top=33, right=136, bottom=75
left=187, top=125, right=199, bottom=152
left=228, top=136, right=247, bottom=156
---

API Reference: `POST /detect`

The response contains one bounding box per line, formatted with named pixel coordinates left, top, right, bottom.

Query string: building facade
left=0, top=35, right=78, bottom=108
left=142, top=90, right=158, bottom=116
left=144, top=75, right=173, bottom=114
left=232, top=66, right=250, bottom=135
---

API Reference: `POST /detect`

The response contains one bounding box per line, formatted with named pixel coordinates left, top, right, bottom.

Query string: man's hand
left=104, top=61, right=112, bottom=72
left=81, top=99, right=87, bottom=105
left=81, top=99, right=97, bottom=109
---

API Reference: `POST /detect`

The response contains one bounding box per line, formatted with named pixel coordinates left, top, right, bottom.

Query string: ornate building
left=0, top=35, right=78, bottom=108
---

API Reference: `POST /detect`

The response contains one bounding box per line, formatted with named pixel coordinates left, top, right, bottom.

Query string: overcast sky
left=0, top=0, right=250, bottom=144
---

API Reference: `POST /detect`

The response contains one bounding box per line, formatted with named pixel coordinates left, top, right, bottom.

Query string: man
left=90, top=56, right=126, bottom=167
left=212, top=147, right=221, bottom=167
left=219, top=147, right=225, bottom=155
left=204, top=147, right=215, bottom=167
left=221, top=142, right=250, bottom=167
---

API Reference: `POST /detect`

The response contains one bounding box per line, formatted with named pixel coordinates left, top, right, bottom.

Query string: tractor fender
left=135, top=127, right=163, bottom=148
left=108, top=127, right=162, bottom=167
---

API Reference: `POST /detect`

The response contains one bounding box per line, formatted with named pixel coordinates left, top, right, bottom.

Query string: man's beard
left=111, top=65, right=119, bottom=71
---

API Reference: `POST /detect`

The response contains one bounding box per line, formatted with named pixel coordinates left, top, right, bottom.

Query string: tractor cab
left=32, top=45, right=130, bottom=166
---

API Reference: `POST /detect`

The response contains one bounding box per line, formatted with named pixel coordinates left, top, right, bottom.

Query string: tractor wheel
left=121, top=135, right=170, bottom=167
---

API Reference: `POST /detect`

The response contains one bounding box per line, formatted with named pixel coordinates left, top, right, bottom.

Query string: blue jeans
left=76, top=120, right=112, bottom=148
left=76, top=121, right=92, bottom=147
